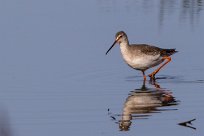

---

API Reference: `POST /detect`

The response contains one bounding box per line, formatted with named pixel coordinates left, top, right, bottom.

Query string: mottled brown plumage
left=128, top=44, right=177, bottom=56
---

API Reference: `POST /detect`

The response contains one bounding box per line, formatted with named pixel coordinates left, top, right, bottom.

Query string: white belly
left=122, top=54, right=163, bottom=70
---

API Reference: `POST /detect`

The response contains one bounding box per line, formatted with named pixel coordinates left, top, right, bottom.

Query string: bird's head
left=106, top=31, right=127, bottom=55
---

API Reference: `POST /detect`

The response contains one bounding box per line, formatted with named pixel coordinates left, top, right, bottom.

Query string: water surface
left=0, top=0, right=204, bottom=136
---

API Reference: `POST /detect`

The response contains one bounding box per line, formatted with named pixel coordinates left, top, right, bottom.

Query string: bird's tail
left=161, top=48, right=178, bottom=56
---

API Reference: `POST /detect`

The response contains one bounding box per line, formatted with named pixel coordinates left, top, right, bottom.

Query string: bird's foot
left=148, top=73, right=156, bottom=80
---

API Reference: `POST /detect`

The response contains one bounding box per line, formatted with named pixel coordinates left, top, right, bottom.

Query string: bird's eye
left=118, top=34, right=123, bottom=38
left=116, top=34, right=123, bottom=41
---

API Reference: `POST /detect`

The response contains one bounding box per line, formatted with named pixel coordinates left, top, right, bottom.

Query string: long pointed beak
left=106, top=40, right=117, bottom=55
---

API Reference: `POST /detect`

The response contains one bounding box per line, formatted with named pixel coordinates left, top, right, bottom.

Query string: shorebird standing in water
left=106, top=31, right=177, bottom=81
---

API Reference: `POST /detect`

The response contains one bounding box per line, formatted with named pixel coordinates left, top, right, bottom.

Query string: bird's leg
left=149, top=76, right=156, bottom=82
left=142, top=70, right=146, bottom=81
left=148, top=56, right=172, bottom=79
left=149, top=80, right=161, bottom=89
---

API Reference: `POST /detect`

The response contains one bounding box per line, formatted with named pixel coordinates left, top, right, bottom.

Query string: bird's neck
left=119, top=40, right=130, bottom=54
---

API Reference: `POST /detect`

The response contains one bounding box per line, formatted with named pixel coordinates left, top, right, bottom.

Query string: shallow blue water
left=0, top=0, right=204, bottom=136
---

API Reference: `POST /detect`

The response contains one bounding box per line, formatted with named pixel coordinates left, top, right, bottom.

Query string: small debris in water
left=178, top=118, right=196, bottom=130
left=110, top=116, right=116, bottom=120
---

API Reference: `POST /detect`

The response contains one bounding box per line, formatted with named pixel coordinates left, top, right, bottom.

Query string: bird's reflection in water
left=118, top=81, right=178, bottom=131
